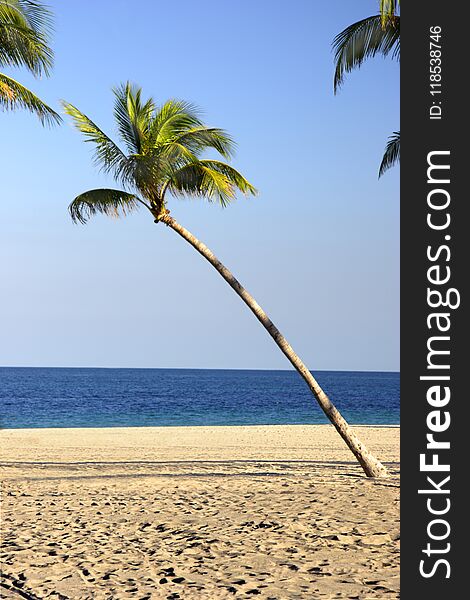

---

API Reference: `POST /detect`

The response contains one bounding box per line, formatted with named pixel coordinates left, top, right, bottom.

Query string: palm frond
left=112, top=82, right=155, bottom=154
left=0, top=20, right=52, bottom=75
left=0, top=0, right=53, bottom=35
left=0, top=71, right=60, bottom=123
left=150, top=99, right=203, bottom=146
left=0, top=0, right=53, bottom=75
left=170, top=127, right=235, bottom=159
left=157, top=142, right=199, bottom=171
left=62, top=101, right=133, bottom=184
left=69, top=188, right=143, bottom=224
left=167, top=160, right=257, bottom=207
left=378, top=131, right=400, bottom=177
left=127, top=152, right=173, bottom=202
left=333, top=15, right=400, bottom=92
left=199, top=161, right=257, bottom=196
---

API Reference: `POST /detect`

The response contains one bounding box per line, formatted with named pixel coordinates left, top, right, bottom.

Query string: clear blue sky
left=0, top=0, right=399, bottom=371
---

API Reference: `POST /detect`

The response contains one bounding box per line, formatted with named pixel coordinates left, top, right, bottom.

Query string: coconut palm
left=0, top=0, right=60, bottom=124
left=62, top=83, right=388, bottom=477
left=333, top=1, right=400, bottom=176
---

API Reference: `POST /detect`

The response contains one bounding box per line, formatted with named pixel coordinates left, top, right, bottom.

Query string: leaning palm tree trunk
left=158, top=212, right=389, bottom=478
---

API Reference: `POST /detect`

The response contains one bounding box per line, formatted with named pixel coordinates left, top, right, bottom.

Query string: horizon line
left=0, top=365, right=400, bottom=374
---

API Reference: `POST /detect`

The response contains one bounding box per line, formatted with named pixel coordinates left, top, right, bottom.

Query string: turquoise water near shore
left=0, top=367, right=399, bottom=429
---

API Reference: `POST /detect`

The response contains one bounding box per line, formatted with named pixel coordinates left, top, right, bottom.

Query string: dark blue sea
left=0, top=368, right=399, bottom=429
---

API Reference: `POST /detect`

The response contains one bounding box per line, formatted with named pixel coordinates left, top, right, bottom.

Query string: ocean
left=0, top=367, right=399, bottom=429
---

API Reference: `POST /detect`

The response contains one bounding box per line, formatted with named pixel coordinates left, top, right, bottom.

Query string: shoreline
left=1, top=424, right=400, bottom=464
left=1, top=422, right=400, bottom=431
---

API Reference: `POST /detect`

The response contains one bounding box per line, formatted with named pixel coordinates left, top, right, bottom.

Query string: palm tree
left=62, top=83, right=389, bottom=478
left=332, top=1, right=400, bottom=176
left=0, top=0, right=60, bottom=124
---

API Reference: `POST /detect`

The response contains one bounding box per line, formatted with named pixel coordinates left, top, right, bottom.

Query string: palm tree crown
left=332, top=1, right=400, bottom=176
left=0, top=0, right=60, bottom=124
left=63, top=83, right=256, bottom=223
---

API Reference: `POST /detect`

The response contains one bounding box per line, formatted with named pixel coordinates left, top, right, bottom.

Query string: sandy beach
left=1, top=425, right=399, bottom=599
